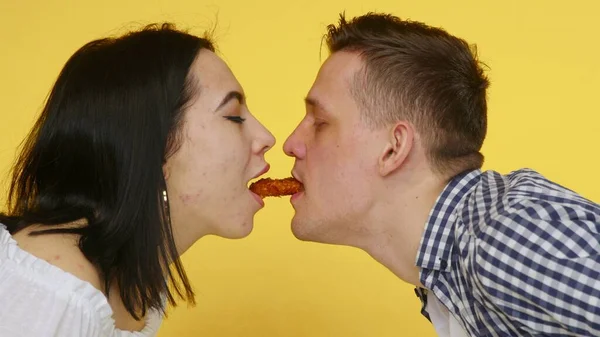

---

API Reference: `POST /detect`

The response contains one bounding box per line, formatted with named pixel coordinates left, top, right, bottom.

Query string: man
left=283, top=12, right=600, bottom=336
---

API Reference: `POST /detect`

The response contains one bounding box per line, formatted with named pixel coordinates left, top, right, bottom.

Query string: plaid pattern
left=415, top=168, right=600, bottom=336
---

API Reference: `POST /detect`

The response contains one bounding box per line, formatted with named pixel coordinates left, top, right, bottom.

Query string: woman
left=0, top=23, right=275, bottom=336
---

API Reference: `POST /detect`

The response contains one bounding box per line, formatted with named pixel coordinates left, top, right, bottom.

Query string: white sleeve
left=0, top=262, right=107, bottom=337
left=0, top=225, right=165, bottom=337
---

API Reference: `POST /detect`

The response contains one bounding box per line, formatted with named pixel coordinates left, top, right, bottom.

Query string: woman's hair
left=0, top=22, right=215, bottom=319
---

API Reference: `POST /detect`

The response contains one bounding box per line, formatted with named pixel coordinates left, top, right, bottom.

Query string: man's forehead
left=319, top=51, right=363, bottom=79
left=308, top=51, right=362, bottom=104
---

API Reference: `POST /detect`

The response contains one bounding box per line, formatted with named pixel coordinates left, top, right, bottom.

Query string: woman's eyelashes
left=224, top=116, right=246, bottom=124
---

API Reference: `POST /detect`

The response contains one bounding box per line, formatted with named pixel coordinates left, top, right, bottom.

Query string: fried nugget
left=249, top=177, right=303, bottom=198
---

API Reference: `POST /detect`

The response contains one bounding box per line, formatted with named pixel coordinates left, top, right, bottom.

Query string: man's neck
left=359, top=173, right=448, bottom=287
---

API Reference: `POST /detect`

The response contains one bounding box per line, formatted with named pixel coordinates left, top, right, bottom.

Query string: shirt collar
left=415, top=169, right=482, bottom=274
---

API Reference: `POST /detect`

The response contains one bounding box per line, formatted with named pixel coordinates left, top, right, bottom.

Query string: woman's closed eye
left=224, top=116, right=246, bottom=124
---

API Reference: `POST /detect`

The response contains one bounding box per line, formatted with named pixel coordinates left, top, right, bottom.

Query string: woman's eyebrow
left=215, top=91, right=245, bottom=112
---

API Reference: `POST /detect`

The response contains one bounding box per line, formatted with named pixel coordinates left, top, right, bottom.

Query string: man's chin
left=290, top=217, right=317, bottom=242
left=290, top=217, right=335, bottom=244
left=290, top=220, right=308, bottom=241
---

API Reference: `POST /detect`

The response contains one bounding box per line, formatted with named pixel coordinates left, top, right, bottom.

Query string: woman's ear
left=378, top=121, right=414, bottom=176
left=163, top=162, right=171, bottom=180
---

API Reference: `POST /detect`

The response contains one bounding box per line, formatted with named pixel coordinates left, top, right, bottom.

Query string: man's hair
left=325, top=12, right=490, bottom=176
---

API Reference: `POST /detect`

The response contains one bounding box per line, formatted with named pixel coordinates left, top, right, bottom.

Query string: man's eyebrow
left=215, top=91, right=245, bottom=112
left=304, top=96, right=329, bottom=114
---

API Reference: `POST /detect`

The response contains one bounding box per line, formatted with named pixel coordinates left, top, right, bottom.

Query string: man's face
left=283, top=51, right=385, bottom=244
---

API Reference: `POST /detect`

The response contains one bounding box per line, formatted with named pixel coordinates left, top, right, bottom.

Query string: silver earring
left=162, top=189, right=171, bottom=222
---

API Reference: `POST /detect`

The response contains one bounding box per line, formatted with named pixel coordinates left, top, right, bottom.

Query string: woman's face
left=164, top=49, right=275, bottom=248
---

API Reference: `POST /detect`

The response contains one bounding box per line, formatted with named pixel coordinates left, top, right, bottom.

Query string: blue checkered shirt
left=414, top=168, right=600, bottom=336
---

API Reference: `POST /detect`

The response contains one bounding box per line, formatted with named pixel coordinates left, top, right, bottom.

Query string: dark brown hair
left=325, top=12, right=490, bottom=176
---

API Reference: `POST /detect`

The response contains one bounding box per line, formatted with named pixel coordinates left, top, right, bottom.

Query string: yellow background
left=1, top=1, right=598, bottom=336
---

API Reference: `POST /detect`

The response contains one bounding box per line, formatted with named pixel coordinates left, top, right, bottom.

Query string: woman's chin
left=214, top=219, right=255, bottom=239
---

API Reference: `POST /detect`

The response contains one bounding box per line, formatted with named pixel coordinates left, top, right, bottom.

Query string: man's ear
left=378, top=121, right=414, bottom=176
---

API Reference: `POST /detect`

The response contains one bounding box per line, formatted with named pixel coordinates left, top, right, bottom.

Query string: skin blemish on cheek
left=54, top=255, right=61, bottom=260
left=179, top=194, right=194, bottom=204
left=77, top=264, right=85, bottom=271
left=179, top=193, right=201, bottom=204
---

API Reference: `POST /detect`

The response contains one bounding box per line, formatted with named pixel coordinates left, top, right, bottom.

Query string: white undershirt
left=427, top=291, right=470, bottom=337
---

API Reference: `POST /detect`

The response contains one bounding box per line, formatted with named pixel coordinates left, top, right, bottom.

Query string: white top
left=427, top=291, right=470, bottom=337
left=0, top=224, right=163, bottom=337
